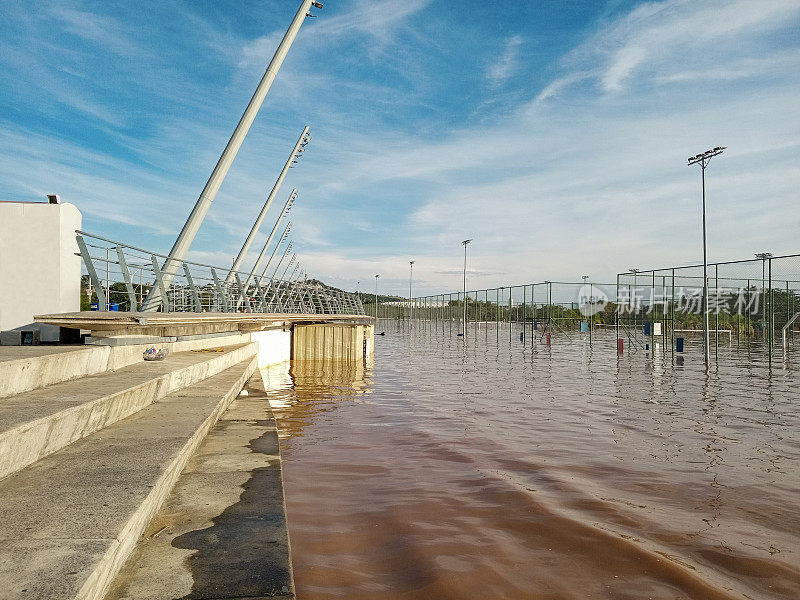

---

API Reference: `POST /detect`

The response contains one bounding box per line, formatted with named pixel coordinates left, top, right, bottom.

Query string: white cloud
left=547, top=0, right=800, bottom=98
left=315, top=0, right=432, bottom=42
left=486, top=35, right=523, bottom=88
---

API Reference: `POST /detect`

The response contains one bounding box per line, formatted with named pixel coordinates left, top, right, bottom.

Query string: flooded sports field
left=262, top=323, right=800, bottom=600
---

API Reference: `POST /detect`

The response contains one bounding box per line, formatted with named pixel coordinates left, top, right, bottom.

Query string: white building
left=0, top=199, right=82, bottom=343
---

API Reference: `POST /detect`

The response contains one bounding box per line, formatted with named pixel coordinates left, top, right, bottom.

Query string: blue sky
left=1, top=0, right=799, bottom=296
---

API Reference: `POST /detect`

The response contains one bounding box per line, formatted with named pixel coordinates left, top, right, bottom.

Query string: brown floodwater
left=261, top=323, right=800, bottom=600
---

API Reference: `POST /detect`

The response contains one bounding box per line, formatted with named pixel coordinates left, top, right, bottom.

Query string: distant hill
left=306, top=279, right=402, bottom=304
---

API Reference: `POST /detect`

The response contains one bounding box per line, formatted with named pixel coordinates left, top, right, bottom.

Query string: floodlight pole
left=755, top=252, right=772, bottom=332
left=260, top=222, right=292, bottom=280
left=141, top=0, right=319, bottom=311
left=688, top=146, right=725, bottom=369
left=374, top=274, right=379, bottom=320
left=226, top=127, right=309, bottom=284
left=409, top=261, right=415, bottom=323
left=236, top=190, right=296, bottom=309
left=271, top=243, right=294, bottom=282
left=264, top=242, right=293, bottom=308
left=462, top=239, right=472, bottom=336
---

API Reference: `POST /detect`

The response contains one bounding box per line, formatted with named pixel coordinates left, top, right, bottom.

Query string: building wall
left=0, top=202, right=82, bottom=341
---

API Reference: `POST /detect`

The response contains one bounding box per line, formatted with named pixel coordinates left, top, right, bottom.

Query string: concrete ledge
left=34, top=311, right=373, bottom=340
left=0, top=343, right=256, bottom=481
left=0, top=356, right=257, bottom=600
left=0, top=345, right=110, bottom=399
left=0, top=331, right=257, bottom=399
left=105, top=374, right=294, bottom=600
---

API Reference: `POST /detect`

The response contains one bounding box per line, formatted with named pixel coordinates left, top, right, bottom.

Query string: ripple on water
left=268, top=323, right=800, bottom=600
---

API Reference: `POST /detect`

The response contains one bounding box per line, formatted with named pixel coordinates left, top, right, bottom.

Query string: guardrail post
left=150, top=255, right=171, bottom=312
left=76, top=234, right=107, bottom=311
left=211, top=268, right=228, bottom=312
left=252, top=276, right=268, bottom=312
left=116, top=247, right=138, bottom=311
left=234, top=273, right=249, bottom=312
left=182, top=263, right=202, bottom=312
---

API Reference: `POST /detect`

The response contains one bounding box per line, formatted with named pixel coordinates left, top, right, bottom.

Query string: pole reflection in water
left=264, top=322, right=800, bottom=600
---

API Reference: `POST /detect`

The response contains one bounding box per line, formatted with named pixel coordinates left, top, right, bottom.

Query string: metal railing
left=389, top=252, right=800, bottom=366
left=76, top=231, right=365, bottom=315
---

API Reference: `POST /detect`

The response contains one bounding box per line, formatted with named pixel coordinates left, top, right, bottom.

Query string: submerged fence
left=369, top=252, right=800, bottom=364
left=77, top=231, right=365, bottom=315
left=616, top=253, right=800, bottom=362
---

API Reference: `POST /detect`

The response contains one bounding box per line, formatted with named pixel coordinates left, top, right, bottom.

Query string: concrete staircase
left=0, top=341, right=259, bottom=600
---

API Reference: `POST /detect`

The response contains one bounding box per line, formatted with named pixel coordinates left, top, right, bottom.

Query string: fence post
left=615, top=274, right=620, bottom=351
left=769, top=257, right=773, bottom=365
left=714, top=264, right=719, bottom=360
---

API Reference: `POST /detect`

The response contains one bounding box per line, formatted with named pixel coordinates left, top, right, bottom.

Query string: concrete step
left=0, top=345, right=111, bottom=399
left=0, top=355, right=257, bottom=600
left=105, top=373, right=294, bottom=600
left=0, top=343, right=257, bottom=481
left=0, top=333, right=254, bottom=400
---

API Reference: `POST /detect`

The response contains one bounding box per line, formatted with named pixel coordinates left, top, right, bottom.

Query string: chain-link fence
left=386, top=281, right=616, bottom=343
left=393, top=253, right=800, bottom=366
left=616, top=253, right=800, bottom=362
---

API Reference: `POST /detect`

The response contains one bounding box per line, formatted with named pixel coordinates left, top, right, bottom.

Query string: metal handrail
left=76, top=230, right=365, bottom=315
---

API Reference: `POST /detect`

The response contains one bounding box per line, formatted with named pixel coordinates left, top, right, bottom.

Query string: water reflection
left=270, top=322, right=800, bottom=600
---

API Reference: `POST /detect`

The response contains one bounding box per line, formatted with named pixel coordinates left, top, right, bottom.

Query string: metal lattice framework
left=76, top=231, right=364, bottom=315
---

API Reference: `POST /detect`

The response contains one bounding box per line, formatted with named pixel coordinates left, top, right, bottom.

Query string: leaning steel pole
left=225, top=127, right=309, bottom=284
left=265, top=242, right=293, bottom=308
left=236, top=190, right=296, bottom=309
left=260, top=223, right=292, bottom=280
left=142, top=0, right=319, bottom=311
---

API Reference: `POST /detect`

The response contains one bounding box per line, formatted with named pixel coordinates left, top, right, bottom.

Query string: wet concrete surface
left=106, top=373, right=293, bottom=600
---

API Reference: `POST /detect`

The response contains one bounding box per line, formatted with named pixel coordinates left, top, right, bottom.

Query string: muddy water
left=262, top=323, right=800, bottom=600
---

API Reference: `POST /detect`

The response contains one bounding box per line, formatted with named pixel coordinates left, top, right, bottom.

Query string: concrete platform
left=106, top=373, right=294, bottom=600
left=0, top=343, right=256, bottom=480
left=34, top=311, right=372, bottom=340
left=0, top=345, right=109, bottom=399
left=0, top=356, right=257, bottom=600
left=0, top=330, right=261, bottom=399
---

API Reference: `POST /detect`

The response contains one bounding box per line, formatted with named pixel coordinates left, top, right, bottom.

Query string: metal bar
left=240, top=192, right=296, bottom=307
left=115, top=247, right=138, bottom=310
left=183, top=263, right=202, bottom=313
left=141, top=0, right=317, bottom=310
left=252, top=276, right=269, bottom=312
left=227, top=129, right=309, bottom=283
left=150, top=255, right=171, bottom=312
left=77, top=234, right=107, bottom=310
left=211, top=268, right=228, bottom=313
left=235, top=272, right=249, bottom=312
left=769, top=257, right=773, bottom=364
left=783, top=312, right=800, bottom=359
